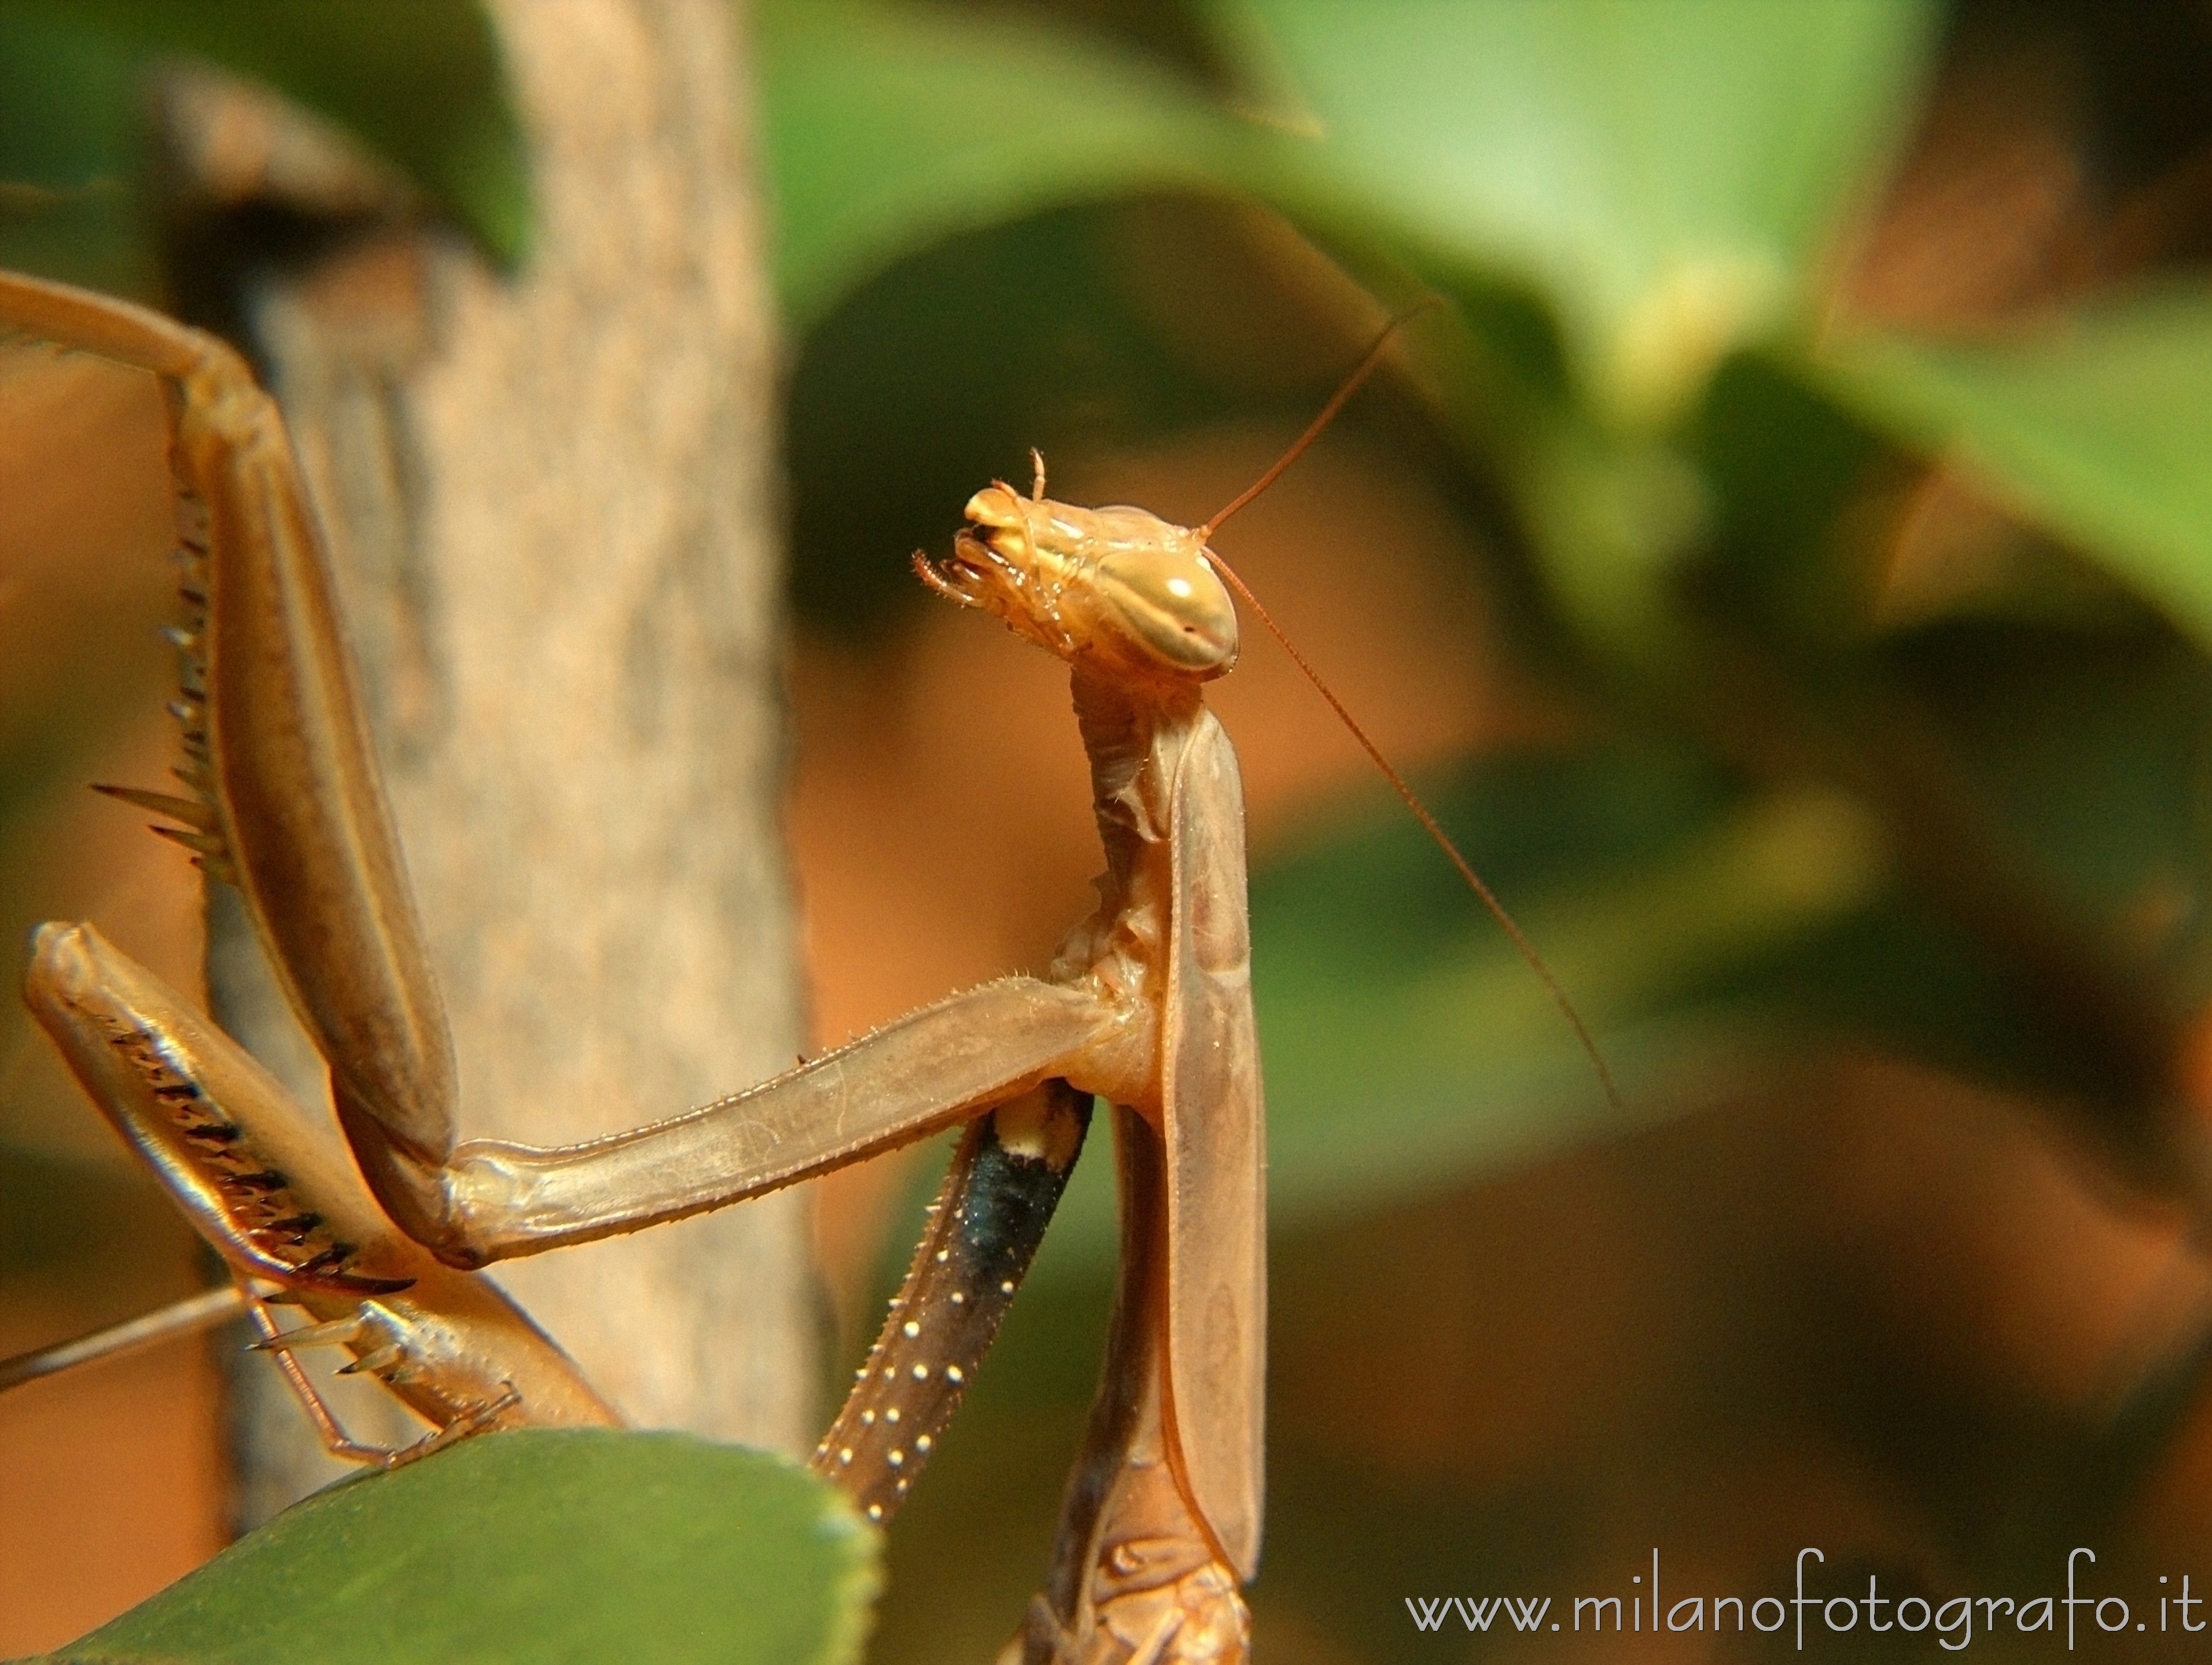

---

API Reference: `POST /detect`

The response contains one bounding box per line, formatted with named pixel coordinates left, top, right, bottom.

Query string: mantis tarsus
left=5, top=268, right=1606, bottom=1661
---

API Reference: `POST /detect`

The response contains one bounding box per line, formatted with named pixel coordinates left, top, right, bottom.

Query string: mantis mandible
left=5, top=268, right=1607, bottom=1661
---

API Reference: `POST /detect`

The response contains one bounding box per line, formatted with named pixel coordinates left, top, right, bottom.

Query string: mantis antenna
left=1197, top=300, right=1626, bottom=1116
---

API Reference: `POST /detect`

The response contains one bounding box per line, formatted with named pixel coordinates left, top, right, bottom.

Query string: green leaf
left=0, top=13, right=153, bottom=294
left=1010, top=749, right=1894, bottom=1263
left=1885, top=618, right=2212, bottom=948
left=761, top=0, right=1260, bottom=328
left=1249, top=759, right=1891, bottom=1219
left=0, top=0, right=531, bottom=261
left=1823, top=288, right=2212, bottom=654
left=784, top=202, right=1276, bottom=636
left=1211, top=0, right=1939, bottom=423
left=44, top=1432, right=879, bottom=1665
left=984, top=736, right=2177, bottom=1257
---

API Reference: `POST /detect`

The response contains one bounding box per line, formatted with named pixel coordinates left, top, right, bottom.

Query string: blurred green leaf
left=1824, top=289, right=2212, bottom=655
left=47, top=1432, right=878, bottom=1665
left=0, top=13, right=135, bottom=192
left=0, top=13, right=152, bottom=293
left=1211, top=0, right=1939, bottom=423
left=785, top=203, right=1270, bottom=634
left=1886, top=618, right=2212, bottom=954
left=0, top=0, right=529, bottom=261
left=1693, top=348, right=1893, bottom=640
left=973, top=738, right=2169, bottom=1257
left=1006, top=749, right=1897, bottom=1264
left=1246, top=753, right=1892, bottom=1222
left=761, top=0, right=1261, bottom=329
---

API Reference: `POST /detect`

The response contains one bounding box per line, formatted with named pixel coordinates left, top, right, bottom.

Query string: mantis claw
left=379, top=1384, right=524, bottom=1471
left=91, top=783, right=220, bottom=831
left=339, top=1343, right=408, bottom=1379
left=246, top=1313, right=369, bottom=1354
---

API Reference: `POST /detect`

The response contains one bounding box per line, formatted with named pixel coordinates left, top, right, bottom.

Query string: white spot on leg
left=945, top=1365, right=965, bottom=1384
left=911, top=1364, right=929, bottom=1380
left=888, top=1449, right=904, bottom=1467
left=838, top=1447, right=853, bottom=1465
left=867, top=1503, right=884, bottom=1521
left=901, top=1320, right=920, bottom=1338
left=915, top=1434, right=932, bottom=1453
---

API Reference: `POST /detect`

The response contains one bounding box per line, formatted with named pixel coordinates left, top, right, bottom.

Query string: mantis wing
left=1160, top=707, right=1267, bottom=1582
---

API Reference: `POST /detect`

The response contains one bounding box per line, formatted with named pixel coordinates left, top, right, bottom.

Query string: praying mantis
left=3, top=266, right=1603, bottom=1662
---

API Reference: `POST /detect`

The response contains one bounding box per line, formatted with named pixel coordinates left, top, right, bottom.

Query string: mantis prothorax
left=6, top=269, right=1610, bottom=1661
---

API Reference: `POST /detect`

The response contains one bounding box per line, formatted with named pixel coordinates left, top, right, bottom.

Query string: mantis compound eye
left=1095, top=544, right=1239, bottom=677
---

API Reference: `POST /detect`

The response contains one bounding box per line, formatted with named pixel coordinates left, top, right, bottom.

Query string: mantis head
left=916, top=469, right=1240, bottom=684
left=917, top=299, right=1626, bottom=1119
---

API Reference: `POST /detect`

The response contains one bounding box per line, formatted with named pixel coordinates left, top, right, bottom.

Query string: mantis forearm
left=24, top=923, right=616, bottom=1444
left=404, top=976, right=1136, bottom=1265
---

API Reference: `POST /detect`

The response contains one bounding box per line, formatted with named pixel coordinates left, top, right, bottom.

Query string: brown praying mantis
left=2, top=268, right=1611, bottom=1661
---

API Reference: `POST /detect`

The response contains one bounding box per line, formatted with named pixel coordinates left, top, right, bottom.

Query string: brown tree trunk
left=197, top=0, right=810, bottom=1522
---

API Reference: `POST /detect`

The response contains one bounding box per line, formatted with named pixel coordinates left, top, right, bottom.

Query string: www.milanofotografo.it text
left=1408, top=1549, right=2205, bottom=1648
